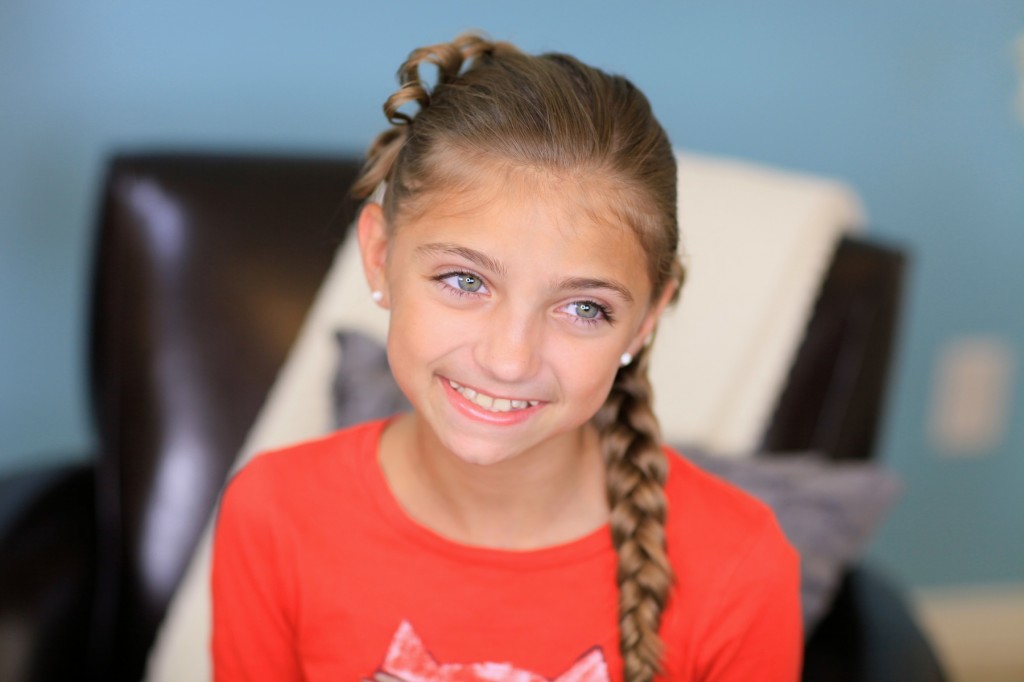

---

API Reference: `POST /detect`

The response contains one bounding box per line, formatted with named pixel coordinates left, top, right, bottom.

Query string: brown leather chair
left=0, top=152, right=946, bottom=682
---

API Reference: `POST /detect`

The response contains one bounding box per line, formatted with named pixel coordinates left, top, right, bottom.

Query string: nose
left=473, top=300, right=543, bottom=384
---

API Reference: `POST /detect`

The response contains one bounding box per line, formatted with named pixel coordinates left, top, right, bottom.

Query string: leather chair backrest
left=760, top=237, right=906, bottom=460
left=89, top=154, right=361, bottom=680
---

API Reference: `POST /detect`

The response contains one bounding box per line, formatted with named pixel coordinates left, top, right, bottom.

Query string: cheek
left=384, top=288, right=473, bottom=382
left=384, top=314, right=436, bottom=409
left=549, top=338, right=621, bottom=411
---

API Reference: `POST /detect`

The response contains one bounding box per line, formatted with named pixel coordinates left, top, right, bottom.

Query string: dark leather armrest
left=803, top=564, right=948, bottom=682
left=0, top=461, right=97, bottom=682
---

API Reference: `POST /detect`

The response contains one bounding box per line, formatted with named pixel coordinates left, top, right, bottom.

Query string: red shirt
left=212, top=419, right=801, bottom=681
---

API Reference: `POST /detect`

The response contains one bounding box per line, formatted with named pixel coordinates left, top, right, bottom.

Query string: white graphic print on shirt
left=369, top=620, right=611, bottom=682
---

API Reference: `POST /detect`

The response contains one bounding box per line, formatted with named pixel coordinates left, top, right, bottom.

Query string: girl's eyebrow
left=415, top=242, right=633, bottom=302
left=555, top=276, right=634, bottom=303
left=414, top=242, right=507, bottom=276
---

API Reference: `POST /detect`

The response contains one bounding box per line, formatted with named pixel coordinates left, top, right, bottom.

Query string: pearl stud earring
left=371, top=290, right=383, bottom=304
left=619, top=352, right=633, bottom=367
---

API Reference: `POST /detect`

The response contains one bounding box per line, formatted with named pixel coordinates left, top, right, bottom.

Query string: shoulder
left=221, top=419, right=387, bottom=516
left=661, top=444, right=798, bottom=590
left=659, top=447, right=803, bottom=676
left=663, top=445, right=785, bottom=544
left=232, top=418, right=387, bottom=485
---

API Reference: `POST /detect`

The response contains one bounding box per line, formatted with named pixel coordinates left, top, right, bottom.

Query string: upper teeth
left=449, top=380, right=538, bottom=412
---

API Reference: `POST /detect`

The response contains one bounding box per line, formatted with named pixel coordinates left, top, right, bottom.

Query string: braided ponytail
left=593, top=344, right=673, bottom=682
left=355, top=32, right=684, bottom=682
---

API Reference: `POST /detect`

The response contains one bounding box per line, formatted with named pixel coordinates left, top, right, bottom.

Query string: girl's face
left=359, top=168, right=670, bottom=468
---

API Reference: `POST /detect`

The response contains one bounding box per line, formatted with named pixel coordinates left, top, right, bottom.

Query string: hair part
left=354, top=33, right=684, bottom=681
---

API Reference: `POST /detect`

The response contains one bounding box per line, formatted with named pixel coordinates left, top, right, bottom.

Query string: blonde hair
left=353, top=33, right=684, bottom=682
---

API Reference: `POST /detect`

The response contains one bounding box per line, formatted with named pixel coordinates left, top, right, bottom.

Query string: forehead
left=392, top=162, right=651, bottom=288
left=397, top=148, right=641, bottom=230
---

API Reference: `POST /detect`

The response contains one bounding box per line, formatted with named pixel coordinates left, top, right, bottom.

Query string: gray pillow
left=330, top=327, right=900, bottom=635
left=332, top=329, right=411, bottom=429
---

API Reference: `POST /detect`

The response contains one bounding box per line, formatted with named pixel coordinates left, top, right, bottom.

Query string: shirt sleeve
left=700, top=514, right=803, bottom=681
left=211, top=464, right=303, bottom=682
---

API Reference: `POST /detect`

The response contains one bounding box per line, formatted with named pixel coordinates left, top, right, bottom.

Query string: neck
left=379, top=413, right=609, bottom=550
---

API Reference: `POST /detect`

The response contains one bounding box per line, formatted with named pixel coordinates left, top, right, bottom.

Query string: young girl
left=212, top=34, right=801, bottom=682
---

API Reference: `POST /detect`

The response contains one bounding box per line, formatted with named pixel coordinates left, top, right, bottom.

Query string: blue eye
left=565, top=300, right=612, bottom=325
left=434, top=271, right=488, bottom=295
left=455, top=274, right=483, bottom=292
left=574, top=302, right=601, bottom=319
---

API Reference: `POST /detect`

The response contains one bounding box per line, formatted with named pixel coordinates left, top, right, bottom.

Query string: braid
left=351, top=34, right=515, bottom=199
left=350, top=125, right=407, bottom=200
left=594, top=344, right=673, bottom=682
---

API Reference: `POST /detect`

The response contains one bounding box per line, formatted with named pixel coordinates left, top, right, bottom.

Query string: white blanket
left=653, top=152, right=862, bottom=454
left=145, top=152, right=863, bottom=681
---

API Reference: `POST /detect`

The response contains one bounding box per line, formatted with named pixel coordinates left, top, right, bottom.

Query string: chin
left=437, top=432, right=525, bottom=467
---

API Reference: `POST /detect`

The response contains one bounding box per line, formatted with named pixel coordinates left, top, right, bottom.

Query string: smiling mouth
left=447, top=379, right=540, bottom=413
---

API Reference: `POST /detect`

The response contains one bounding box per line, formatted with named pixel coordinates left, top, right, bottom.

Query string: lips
left=446, top=379, right=540, bottom=413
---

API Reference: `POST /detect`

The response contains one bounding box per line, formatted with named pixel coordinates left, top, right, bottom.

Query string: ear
left=357, top=202, right=390, bottom=305
left=627, top=280, right=678, bottom=357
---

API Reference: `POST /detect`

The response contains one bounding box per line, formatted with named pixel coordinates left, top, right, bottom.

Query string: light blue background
left=1, top=2, right=1022, bottom=588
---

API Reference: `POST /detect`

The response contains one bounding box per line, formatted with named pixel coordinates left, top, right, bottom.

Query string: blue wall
left=1, top=2, right=1021, bottom=588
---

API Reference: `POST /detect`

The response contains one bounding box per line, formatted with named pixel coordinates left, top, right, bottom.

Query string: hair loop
left=385, top=34, right=502, bottom=126
left=353, top=33, right=510, bottom=200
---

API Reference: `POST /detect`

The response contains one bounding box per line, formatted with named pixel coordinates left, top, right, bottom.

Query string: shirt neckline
left=355, top=418, right=614, bottom=568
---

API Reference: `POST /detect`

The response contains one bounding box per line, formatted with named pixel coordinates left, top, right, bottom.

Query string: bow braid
left=352, top=34, right=516, bottom=199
